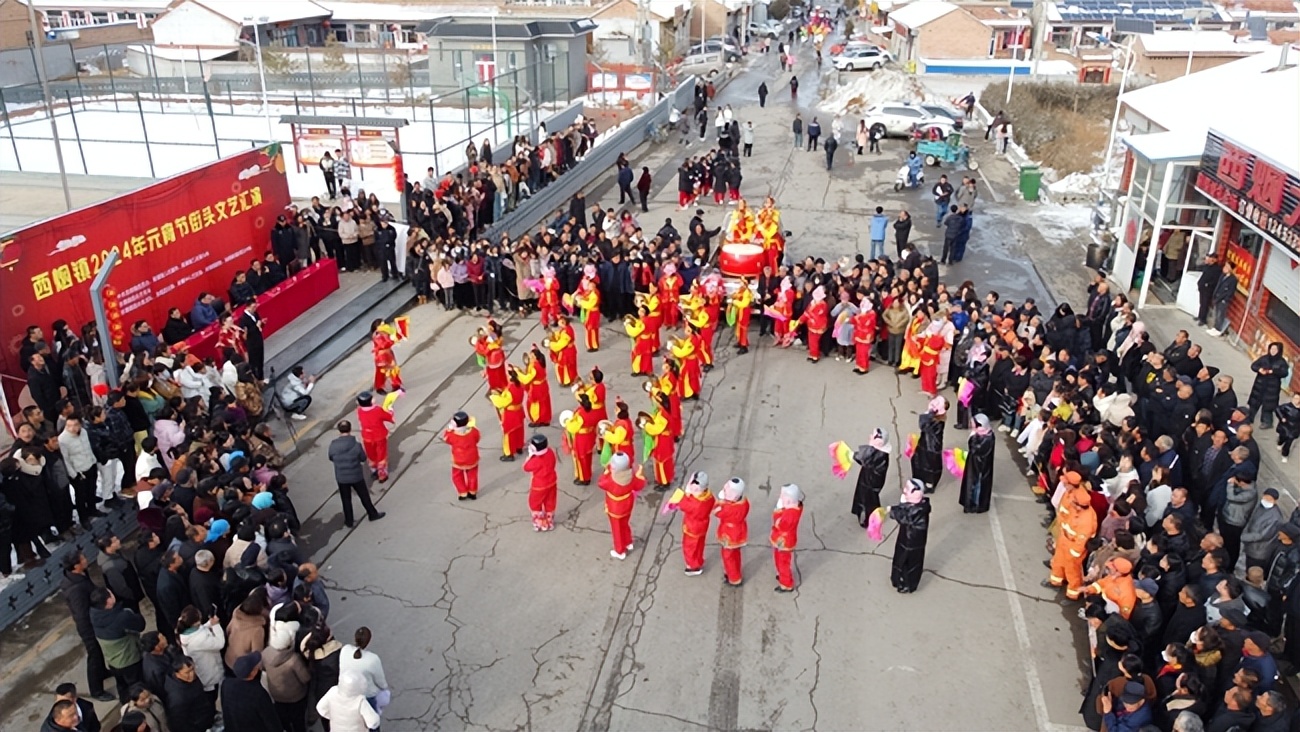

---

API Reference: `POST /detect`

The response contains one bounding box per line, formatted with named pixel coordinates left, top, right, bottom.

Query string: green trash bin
left=1020, top=164, right=1042, bottom=202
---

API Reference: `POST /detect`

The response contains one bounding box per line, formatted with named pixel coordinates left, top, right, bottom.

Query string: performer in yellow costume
left=727, top=198, right=757, bottom=243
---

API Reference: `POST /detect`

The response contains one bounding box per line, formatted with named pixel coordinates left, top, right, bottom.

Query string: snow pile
left=818, top=68, right=931, bottom=116
left=1048, top=171, right=1101, bottom=197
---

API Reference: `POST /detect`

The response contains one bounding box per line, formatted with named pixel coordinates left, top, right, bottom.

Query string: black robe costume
left=889, top=498, right=931, bottom=592
left=958, top=430, right=995, bottom=513
left=850, top=445, right=890, bottom=525
left=954, top=360, right=990, bottom=429
left=910, top=413, right=945, bottom=491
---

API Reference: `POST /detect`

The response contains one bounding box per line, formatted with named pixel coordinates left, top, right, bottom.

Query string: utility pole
left=25, top=1, right=72, bottom=210
left=637, top=0, right=652, bottom=67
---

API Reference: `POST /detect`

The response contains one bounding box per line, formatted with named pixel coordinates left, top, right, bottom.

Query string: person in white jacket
left=177, top=607, right=226, bottom=692
left=316, top=671, right=380, bottom=732
left=339, top=627, right=388, bottom=709
left=176, top=363, right=209, bottom=400
left=58, top=415, right=102, bottom=526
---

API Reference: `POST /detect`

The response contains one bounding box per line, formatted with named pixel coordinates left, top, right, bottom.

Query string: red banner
left=1, top=144, right=292, bottom=411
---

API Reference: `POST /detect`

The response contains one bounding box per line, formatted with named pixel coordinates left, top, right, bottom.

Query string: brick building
left=0, top=0, right=157, bottom=49
left=888, top=1, right=992, bottom=63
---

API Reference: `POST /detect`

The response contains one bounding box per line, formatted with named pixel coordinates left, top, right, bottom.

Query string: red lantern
left=103, top=285, right=126, bottom=349
left=392, top=152, right=404, bottom=195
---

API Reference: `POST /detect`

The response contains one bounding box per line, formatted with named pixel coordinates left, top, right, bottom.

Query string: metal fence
left=0, top=58, right=581, bottom=181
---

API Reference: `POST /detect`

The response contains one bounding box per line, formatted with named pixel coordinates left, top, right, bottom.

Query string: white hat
left=722, top=477, right=746, bottom=501
left=778, top=483, right=804, bottom=509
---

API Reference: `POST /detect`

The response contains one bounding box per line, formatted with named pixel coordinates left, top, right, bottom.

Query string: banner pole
left=90, top=251, right=122, bottom=389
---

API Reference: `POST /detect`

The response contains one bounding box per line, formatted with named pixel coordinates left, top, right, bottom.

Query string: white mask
left=1262, top=500, right=1275, bottom=509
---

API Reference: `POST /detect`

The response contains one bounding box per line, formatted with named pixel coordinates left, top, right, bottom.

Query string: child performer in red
left=918, top=321, right=945, bottom=397
left=563, top=394, right=601, bottom=485
left=370, top=319, right=402, bottom=392
left=523, top=433, right=558, bottom=532
left=715, top=477, right=750, bottom=587
left=517, top=346, right=553, bottom=427
left=798, top=286, right=829, bottom=362
left=625, top=309, right=656, bottom=376
left=599, top=453, right=645, bottom=559
left=659, top=264, right=683, bottom=330
left=771, top=277, right=795, bottom=346
left=440, top=411, right=480, bottom=500
left=488, top=373, right=526, bottom=462
left=772, top=483, right=805, bottom=593
left=658, top=360, right=683, bottom=439
left=538, top=267, right=561, bottom=328
left=355, top=391, right=395, bottom=482
left=642, top=394, right=675, bottom=489
left=576, top=279, right=601, bottom=352
left=588, top=366, right=609, bottom=421
left=671, top=328, right=703, bottom=400
left=851, top=297, right=877, bottom=375
left=679, top=471, right=716, bottom=576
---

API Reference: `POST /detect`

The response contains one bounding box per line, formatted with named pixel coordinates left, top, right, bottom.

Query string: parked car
left=678, top=51, right=726, bottom=79
left=688, top=42, right=741, bottom=62
left=861, top=103, right=955, bottom=138
left=747, top=21, right=782, bottom=38
left=832, top=46, right=891, bottom=71
left=919, top=102, right=966, bottom=130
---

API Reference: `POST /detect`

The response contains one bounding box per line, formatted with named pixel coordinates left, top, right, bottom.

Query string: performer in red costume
left=624, top=309, right=656, bottom=376
left=642, top=285, right=664, bottom=351
left=918, top=321, right=945, bottom=397
left=659, top=264, right=683, bottom=330
left=440, top=411, right=480, bottom=500
left=587, top=366, right=609, bottom=421
left=607, top=398, right=635, bottom=463
left=851, top=298, right=878, bottom=375
left=771, top=277, right=796, bottom=346
left=797, top=286, right=829, bottom=363
left=482, top=331, right=508, bottom=391
left=671, top=328, right=703, bottom=401
left=729, top=279, right=754, bottom=354
left=355, top=391, right=395, bottom=482
left=488, top=373, right=526, bottom=462
left=772, top=483, right=805, bottom=593
left=715, top=477, right=750, bottom=587
left=538, top=267, right=561, bottom=328
left=658, top=360, right=684, bottom=440
left=575, top=278, right=601, bottom=352
left=678, top=471, right=716, bottom=576
left=516, top=347, right=552, bottom=427
left=701, top=276, right=723, bottom=371
left=598, top=453, right=645, bottom=560
left=370, top=319, right=403, bottom=393
left=641, top=393, right=675, bottom=489
left=523, top=433, right=559, bottom=532
left=547, top=316, right=578, bottom=387
left=563, top=394, right=601, bottom=485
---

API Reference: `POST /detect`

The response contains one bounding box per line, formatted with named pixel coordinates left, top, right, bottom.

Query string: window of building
left=334, top=26, right=351, bottom=43
left=271, top=26, right=300, bottom=47
left=1236, top=228, right=1266, bottom=263
left=90, top=12, right=109, bottom=24
left=508, top=51, right=518, bottom=69
left=305, top=26, right=322, bottom=45
left=453, top=50, right=465, bottom=79
left=353, top=25, right=374, bottom=45
left=1050, top=28, right=1072, bottom=50
left=398, top=25, right=418, bottom=44
left=1265, top=291, right=1300, bottom=340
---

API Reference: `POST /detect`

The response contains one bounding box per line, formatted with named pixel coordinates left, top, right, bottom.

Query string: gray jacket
left=1241, top=502, right=1283, bottom=561
left=1220, top=481, right=1257, bottom=528
left=328, top=435, right=368, bottom=484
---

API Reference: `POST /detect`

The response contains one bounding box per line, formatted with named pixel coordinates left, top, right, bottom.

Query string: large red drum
left=718, top=242, right=765, bottom=279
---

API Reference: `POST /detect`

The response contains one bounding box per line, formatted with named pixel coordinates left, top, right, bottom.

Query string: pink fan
left=902, top=433, right=919, bottom=459
left=762, top=305, right=790, bottom=322
left=957, top=377, right=976, bottom=407
left=828, top=441, right=854, bottom=479
left=943, top=448, right=967, bottom=480
left=523, top=278, right=544, bottom=294
left=866, top=507, right=887, bottom=542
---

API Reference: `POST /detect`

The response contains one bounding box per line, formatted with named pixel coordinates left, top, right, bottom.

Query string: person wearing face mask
left=885, top=479, right=932, bottom=594
left=1241, top=488, right=1284, bottom=572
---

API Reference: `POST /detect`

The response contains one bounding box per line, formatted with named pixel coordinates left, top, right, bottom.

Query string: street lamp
left=1094, top=32, right=1136, bottom=214
left=242, top=15, right=274, bottom=143
left=24, top=0, right=72, bottom=209
left=489, top=8, right=499, bottom=88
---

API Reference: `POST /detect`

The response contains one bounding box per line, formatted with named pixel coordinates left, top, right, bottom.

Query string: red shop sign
left=1195, top=131, right=1300, bottom=255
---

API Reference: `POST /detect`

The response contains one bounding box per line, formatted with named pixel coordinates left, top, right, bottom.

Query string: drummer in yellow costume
left=728, top=198, right=758, bottom=243
left=757, top=197, right=783, bottom=272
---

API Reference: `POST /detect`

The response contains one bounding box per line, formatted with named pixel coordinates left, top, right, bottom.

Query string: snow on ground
left=1048, top=171, right=1101, bottom=197
left=0, top=96, right=536, bottom=201
left=818, top=67, right=932, bottom=115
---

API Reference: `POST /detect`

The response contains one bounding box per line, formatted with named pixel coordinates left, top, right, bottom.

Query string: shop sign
left=1224, top=241, right=1255, bottom=293
left=1195, top=131, right=1300, bottom=255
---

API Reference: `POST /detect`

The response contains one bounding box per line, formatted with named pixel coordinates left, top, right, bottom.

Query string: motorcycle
left=893, top=162, right=924, bottom=192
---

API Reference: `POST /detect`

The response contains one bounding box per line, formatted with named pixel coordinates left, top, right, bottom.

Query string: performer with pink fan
left=887, top=478, right=932, bottom=593
left=911, top=397, right=947, bottom=493
left=850, top=428, right=891, bottom=528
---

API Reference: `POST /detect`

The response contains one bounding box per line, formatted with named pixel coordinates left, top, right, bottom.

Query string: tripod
left=265, top=366, right=301, bottom=449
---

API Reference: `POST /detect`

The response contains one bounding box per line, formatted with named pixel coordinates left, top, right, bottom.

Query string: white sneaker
left=685, top=568, right=703, bottom=576
left=1284, top=457, right=1289, bottom=463
left=610, top=550, right=627, bottom=560
left=1206, top=328, right=1221, bottom=337
left=626, top=543, right=634, bottom=552
left=291, top=413, right=307, bottom=421
left=997, top=424, right=1010, bottom=433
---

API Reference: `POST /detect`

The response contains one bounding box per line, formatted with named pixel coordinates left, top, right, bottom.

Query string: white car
left=832, top=47, right=890, bottom=71
left=861, top=103, right=955, bottom=138
left=747, top=21, right=781, bottom=38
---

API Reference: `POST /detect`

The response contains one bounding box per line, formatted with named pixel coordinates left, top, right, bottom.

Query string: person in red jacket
left=678, top=471, right=716, bottom=575
left=370, top=320, right=402, bottom=393
left=798, top=286, right=829, bottom=362
left=482, top=331, right=508, bottom=392
left=524, top=433, right=559, bottom=532
left=851, top=298, right=877, bottom=375
left=918, top=321, right=946, bottom=397
left=771, top=277, right=796, bottom=347
left=599, top=453, right=645, bottom=559
left=772, top=483, right=805, bottom=593
left=563, top=394, right=601, bottom=485
left=642, top=393, right=675, bottom=489
left=715, top=477, right=750, bottom=587
left=659, top=264, right=683, bottom=330
left=538, top=267, right=561, bottom=328
left=517, top=347, right=552, bottom=427
left=355, top=391, right=395, bottom=482
left=440, top=411, right=481, bottom=500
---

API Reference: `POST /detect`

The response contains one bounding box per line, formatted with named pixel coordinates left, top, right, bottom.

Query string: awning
left=1121, top=129, right=1205, bottom=164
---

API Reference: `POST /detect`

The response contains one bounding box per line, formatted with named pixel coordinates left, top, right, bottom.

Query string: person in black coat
left=1195, top=252, right=1221, bottom=326
left=26, top=353, right=62, bottom=419
left=138, top=631, right=175, bottom=700
left=154, top=550, right=188, bottom=641
left=164, top=657, right=215, bottom=732
left=850, top=428, right=891, bottom=527
left=239, top=303, right=266, bottom=381
left=60, top=551, right=114, bottom=701
left=888, top=479, right=932, bottom=593
left=959, top=415, right=996, bottom=514
left=221, top=653, right=282, bottom=732
left=911, top=398, right=946, bottom=492
left=1246, top=342, right=1289, bottom=429
left=893, top=212, right=912, bottom=258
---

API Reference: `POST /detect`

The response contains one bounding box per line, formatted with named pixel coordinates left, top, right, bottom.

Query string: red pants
left=808, top=331, right=824, bottom=361
left=855, top=341, right=871, bottom=371
left=736, top=314, right=750, bottom=347
left=682, top=532, right=706, bottom=570
left=540, top=306, right=558, bottom=328
left=774, top=549, right=796, bottom=590
left=721, top=547, right=743, bottom=584
left=920, top=364, right=938, bottom=395
left=774, top=319, right=789, bottom=344
left=714, top=189, right=725, bottom=204
left=765, top=247, right=781, bottom=275
left=608, top=515, right=633, bottom=554
left=362, top=437, right=389, bottom=479
left=654, top=457, right=674, bottom=486
left=574, top=450, right=593, bottom=483
left=374, top=367, right=402, bottom=393
left=728, top=187, right=740, bottom=201
left=451, top=467, right=478, bottom=497
left=678, top=191, right=691, bottom=207
left=585, top=322, right=600, bottom=351
left=528, top=484, right=557, bottom=513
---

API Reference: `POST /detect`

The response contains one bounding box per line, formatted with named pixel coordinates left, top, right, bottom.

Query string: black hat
left=1219, top=607, right=1249, bottom=627
left=357, top=392, right=373, bottom=407
left=530, top=433, right=549, bottom=451
left=1280, top=523, right=1300, bottom=541
left=232, top=651, right=262, bottom=678
left=453, top=411, right=469, bottom=427
left=1119, top=680, right=1145, bottom=705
